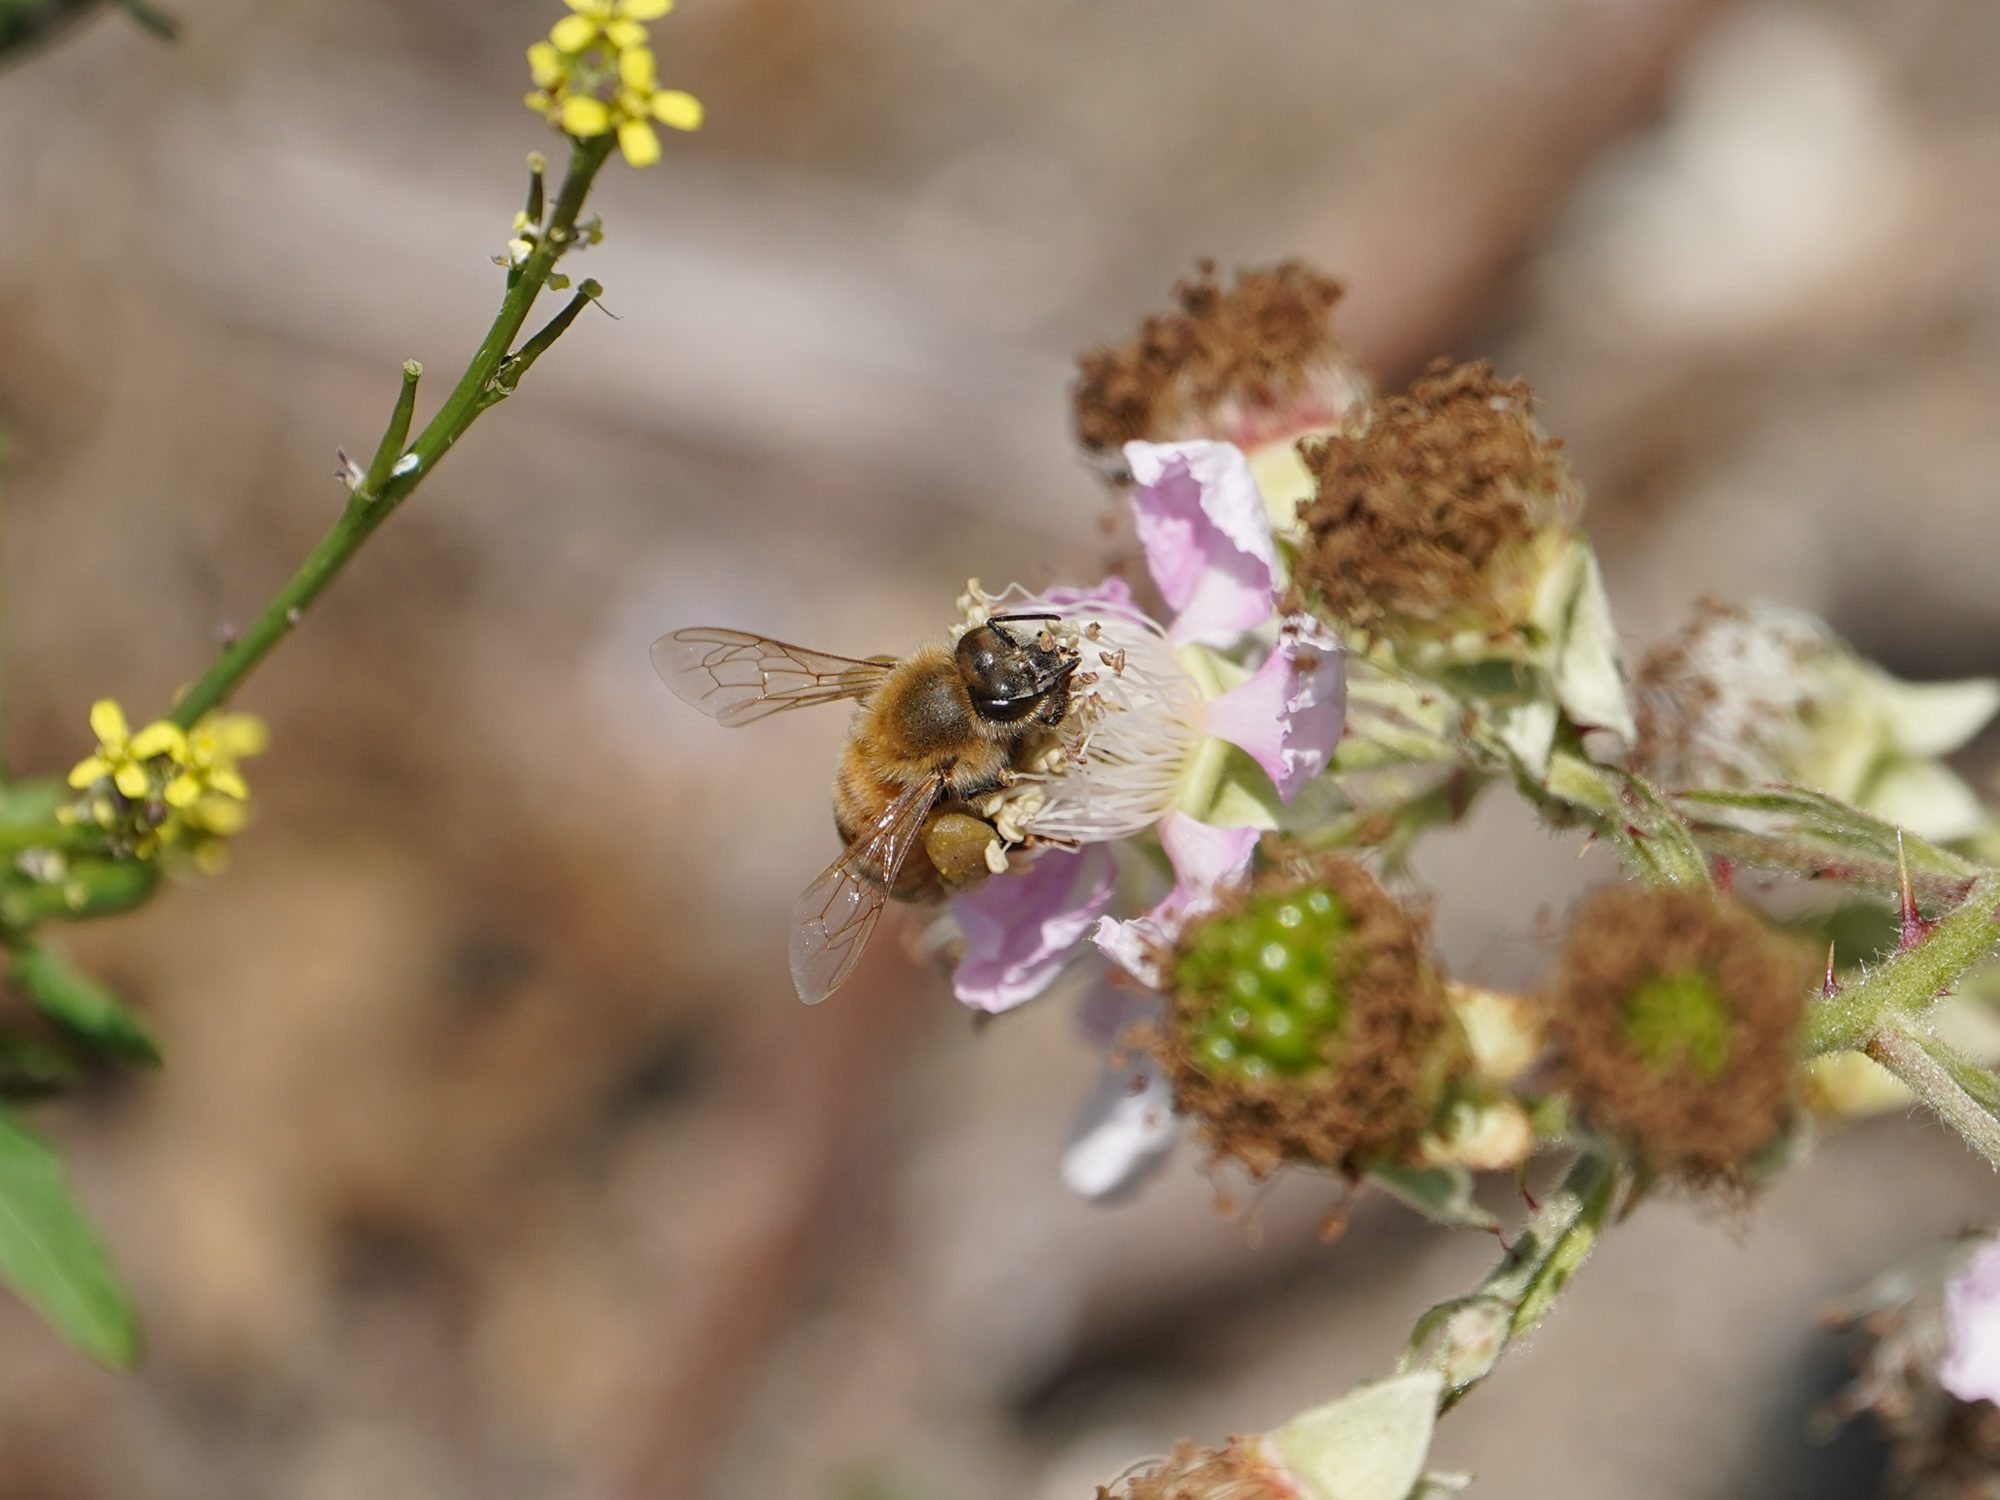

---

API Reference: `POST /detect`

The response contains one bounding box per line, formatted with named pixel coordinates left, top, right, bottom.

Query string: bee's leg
left=922, top=810, right=1003, bottom=891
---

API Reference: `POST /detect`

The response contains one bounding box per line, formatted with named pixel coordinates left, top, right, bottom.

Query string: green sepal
left=1268, top=1371, right=1443, bottom=1500
left=0, top=1106, right=141, bottom=1367
left=1368, top=1162, right=1498, bottom=1231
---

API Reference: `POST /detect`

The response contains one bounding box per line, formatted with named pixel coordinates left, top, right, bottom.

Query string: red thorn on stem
left=1487, top=1224, right=1515, bottom=1255
left=1712, top=856, right=1735, bottom=893
left=1896, top=831, right=1936, bottom=952
left=1823, top=941, right=1839, bottom=998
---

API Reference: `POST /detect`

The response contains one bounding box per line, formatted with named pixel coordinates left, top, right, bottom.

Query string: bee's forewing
left=788, top=772, right=942, bottom=1004
left=653, top=627, right=893, bottom=728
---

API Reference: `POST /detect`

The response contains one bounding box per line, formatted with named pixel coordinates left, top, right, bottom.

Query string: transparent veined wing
left=654, top=627, right=893, bottom=728
left=789, top=771, right=943, bottom=1004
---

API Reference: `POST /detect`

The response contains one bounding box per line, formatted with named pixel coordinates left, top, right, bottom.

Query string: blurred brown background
left=1, top=0, right=1998, bottom=1495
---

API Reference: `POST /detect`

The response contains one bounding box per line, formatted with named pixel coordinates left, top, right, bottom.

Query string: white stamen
left=970, top=583, right=1206, bottom=844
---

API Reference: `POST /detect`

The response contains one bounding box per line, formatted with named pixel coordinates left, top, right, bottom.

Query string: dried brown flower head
left=1293, top=359, right=1580, bottom=645
left=1162, top=854, right=1464, bottom=1177
left=1545, top=885, right=1811, bottom=1188
left=1072, top=260, right=1367, bottom=469
left=1097, top=1440, right=1290, bottom=1500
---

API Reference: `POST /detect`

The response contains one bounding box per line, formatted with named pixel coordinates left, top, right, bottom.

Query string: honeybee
left=654, top=615, right=1082, bottom=1004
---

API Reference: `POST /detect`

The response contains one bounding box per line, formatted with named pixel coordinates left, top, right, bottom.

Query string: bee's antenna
left=987, top=611, right=1061, bottom=626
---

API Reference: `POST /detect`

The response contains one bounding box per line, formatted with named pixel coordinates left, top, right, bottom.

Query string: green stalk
left=1866, top=1020, right=2000, bottom=1172
left=1803, top=871, right=2000, bottom=1055
left=168, top=134, right=616, bottom=730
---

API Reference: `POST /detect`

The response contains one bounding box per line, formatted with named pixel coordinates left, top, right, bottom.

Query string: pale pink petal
left=951, top=844, right=1118, bottom=1013
left=1062, top=1034, right=1180, bottom=1200
left=1092, top=910, right=1171, bottom=988
left=1942, top=1235, right=2000, bottom=1405
left=1040, top=576, right=1138, bottom=615
left=1124, top=440, right=1277, bottom=647
left=1202, top=615, right=1347, bottom=801
left=1091, top=812, right=1257, bottom=986
left=1156, top=812, right=1259, bottom=919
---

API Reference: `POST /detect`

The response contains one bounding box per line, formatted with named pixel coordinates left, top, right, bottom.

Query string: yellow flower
left=162, top=712, right=267, bottom=810
left=524, top=1, right=701, bottom=166
left=64, top=699, right=267, bottom=866
left=67, top=699, right=184, bottom=800
left=551, top=0, right=671, bottom=54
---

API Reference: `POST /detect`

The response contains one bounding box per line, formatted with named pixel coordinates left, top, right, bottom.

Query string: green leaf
left=0, top=1108, right=140, bottom=1366
left=8, top=946, right=160, bottom=1067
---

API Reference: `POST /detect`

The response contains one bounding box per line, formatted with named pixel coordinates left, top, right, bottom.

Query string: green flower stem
left=1865, top=1019, right=2000, bottom=1171
left=1804, top=871, right=2000, bottom=1056
left=1404, top=1149, right=1625, bottom=1412
left=361, top=360, right=423, bottom=496
left=166, top=134, right=617, bottom=730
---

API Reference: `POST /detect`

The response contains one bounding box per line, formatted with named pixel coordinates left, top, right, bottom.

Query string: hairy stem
left=1804, top=872, right=2000, bottom=1055
left=168, top=134, right=616, bottom=729
left=1866, top=1021, right=2000, bottom=1171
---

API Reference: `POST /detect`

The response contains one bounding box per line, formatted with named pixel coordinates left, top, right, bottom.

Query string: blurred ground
left=1, top=0, right=1998, bottom=1496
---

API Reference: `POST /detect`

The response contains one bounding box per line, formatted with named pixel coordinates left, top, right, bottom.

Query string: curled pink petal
left=1157, top=811, right=1259, bottom=919
left=951, top=844, right=1117, bottom=1013
left=1062, top=1018, right=1180, bottom=1201
left=1124, top=441, right=1277, bottom=647
left=1203, top=615, right=1347, bottom=801
left=1942, top=1235, right=2000, bottom=1405
left=1091, top=812, right=1257, bottom=986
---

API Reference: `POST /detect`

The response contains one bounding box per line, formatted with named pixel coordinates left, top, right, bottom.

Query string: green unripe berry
left=1622, top=968, right=1731, bottom=1081
left=1175, top=889, right=1353, bottom=1080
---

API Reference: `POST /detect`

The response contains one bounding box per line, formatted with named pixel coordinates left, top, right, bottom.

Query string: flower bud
left=1071, top=261, right=1370, bottom=521
left=1631, top=598, right=2000, bottom=841
left=1544, top=885, right=1812, bottom=1189
left=1293, top=359, right=1581, bottom=654
left=1161, top=856, right=1465, bottom=1176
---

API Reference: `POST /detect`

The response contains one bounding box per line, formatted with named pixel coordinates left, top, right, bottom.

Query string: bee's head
left=956, top=619, right=1079, bottom=726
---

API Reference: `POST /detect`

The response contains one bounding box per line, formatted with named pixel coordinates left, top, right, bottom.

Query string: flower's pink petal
left=1091, top=911, right=1170, bottom=989
left=1942, top=1236, right=2000, bottom=1405
left=1203, top=615, right=1347, bottom=801
left=1063, top=1028, right=1180, bottom=1201
left=1040, top=576, right=1138, bottom=615
left=951, top=844, right=1118, bottom=1013
left=1124, top=441, right=1276, bottom=647
left=1090, top=813, right=1257, bottom=986
left=1157, top=811, right=1258, bottom=918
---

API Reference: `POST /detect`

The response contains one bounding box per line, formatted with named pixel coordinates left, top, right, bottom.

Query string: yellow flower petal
left=619, top=117, right=662, bottom=167
left=67, top=756, right=110, bottom=789
left=193, top=841, right=230, bottom=875
left=196, top=796, right=248, bottom=835
left=618, top=45, right=657, bottom=90
left=113, top=763, right=150, bottom=798
left=527, top=40, right=564, bottom=88
left=652, top=89, right=703, bottom=130
left=89, top=699, right=129, bottom=749
left=606, top=17, right=647, bottom=48
left=164, top=773, right=202, bottom=809
left=129, top=721, right=187, bottom=760
left=549, top=14, right=598, bottom=51
left=624, top=0, right=673, bottom=18
left=560, top=94, right=613, bottom=137
left=562, top=0, right=593, bottom=11
left=207, top=768, right=250, bottom=801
